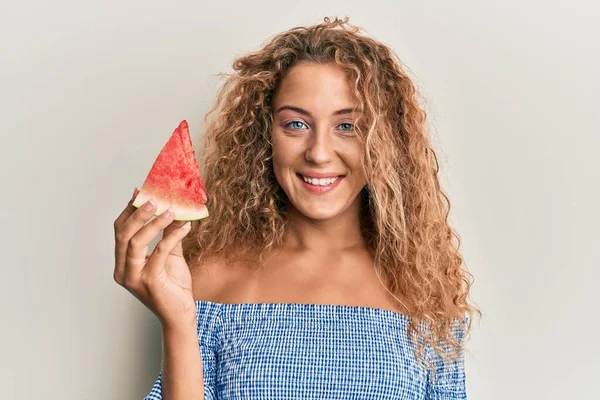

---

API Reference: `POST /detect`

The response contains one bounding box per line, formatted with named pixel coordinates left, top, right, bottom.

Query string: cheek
left=271, top=147, right=288, bottom=174
left=271, top=134, right=301, bottom=167
left=270, top=130, right=284, bottom=159
left=271, top=136, right=290, bottom=184
left=341, top=144, right=366, bottom=176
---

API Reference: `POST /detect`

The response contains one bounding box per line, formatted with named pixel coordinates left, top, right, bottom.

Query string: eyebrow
left=274, top=105, right=357, bottom=117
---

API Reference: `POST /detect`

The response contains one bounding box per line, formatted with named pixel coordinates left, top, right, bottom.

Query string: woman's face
left=271, top=62, right=367, bottom=221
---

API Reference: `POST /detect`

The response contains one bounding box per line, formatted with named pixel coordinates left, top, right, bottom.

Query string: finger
left=114, top=195, right=157, bottom=284
left=113, top=188, right=140, bottom=284
left=144, top=222, right=192, bottom=277
left=114, top=187, right=140, bottom=232
left=124, top=207, right=175, bottom=283
left=163, top=219, right=190, bottom=257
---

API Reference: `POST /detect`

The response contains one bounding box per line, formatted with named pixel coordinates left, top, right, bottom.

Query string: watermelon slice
left=132, top=120, right=209, bottom=221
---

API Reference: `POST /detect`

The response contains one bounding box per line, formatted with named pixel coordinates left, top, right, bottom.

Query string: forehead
left=273, top=62, right=357, bottom=111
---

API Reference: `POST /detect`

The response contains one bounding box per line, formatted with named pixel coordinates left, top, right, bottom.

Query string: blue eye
left=285, top=121, right=308, bottom=130
left=338, top=123, right=354, bottom=132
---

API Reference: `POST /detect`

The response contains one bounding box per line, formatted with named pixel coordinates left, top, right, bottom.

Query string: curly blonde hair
left=182, top=16, right=480, bottom=378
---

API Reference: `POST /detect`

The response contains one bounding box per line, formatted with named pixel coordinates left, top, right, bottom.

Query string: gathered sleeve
left=143, top=301, right=222, bottom=400
left=424, top=318, right=468, bottom=400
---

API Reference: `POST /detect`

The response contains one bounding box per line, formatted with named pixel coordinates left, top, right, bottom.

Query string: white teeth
left=301, top=175, right=339, bottom=186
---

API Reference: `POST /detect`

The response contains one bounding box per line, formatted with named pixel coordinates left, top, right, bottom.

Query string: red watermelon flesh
left=132, top=120, right=209, bottom=221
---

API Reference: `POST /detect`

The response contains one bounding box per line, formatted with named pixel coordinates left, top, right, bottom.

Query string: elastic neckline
left=195, top=299, right=411, bottom=320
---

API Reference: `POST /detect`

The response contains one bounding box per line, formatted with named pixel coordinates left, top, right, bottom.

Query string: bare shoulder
left=189, top=253, right=244, bottom=302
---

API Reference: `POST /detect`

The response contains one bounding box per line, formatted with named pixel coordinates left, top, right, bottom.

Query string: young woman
left=113, top=17, right=479, bottom=400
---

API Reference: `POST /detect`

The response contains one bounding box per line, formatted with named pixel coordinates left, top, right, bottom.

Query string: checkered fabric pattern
left=144, top=300, right=466, bottom=399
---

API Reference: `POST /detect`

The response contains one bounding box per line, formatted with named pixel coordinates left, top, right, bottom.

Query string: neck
left=282, top=197, right=365, bottom=252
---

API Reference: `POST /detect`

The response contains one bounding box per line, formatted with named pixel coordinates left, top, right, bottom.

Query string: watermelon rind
left=132, top=191, right=209, bottom=221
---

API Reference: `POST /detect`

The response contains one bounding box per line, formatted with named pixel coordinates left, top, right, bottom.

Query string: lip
left=297, top=171, right=345, bottom=179
left=296, top=173, right=344, bottom=195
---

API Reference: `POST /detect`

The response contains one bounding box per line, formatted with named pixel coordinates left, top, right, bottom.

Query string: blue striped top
left=144, top=300, right=467, bottom=399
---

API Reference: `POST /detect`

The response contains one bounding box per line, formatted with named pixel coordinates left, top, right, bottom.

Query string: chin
left=290, top=201, right=345, bottom=220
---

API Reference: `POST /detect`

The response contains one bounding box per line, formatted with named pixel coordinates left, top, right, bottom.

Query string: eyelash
left=283, top=121, right=354, bottom=132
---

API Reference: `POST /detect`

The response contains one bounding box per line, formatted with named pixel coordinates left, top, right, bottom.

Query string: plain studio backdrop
left=1, top=0, right=598, bottom=399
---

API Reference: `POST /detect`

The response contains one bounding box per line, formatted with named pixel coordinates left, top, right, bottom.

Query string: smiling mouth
left=295, top=173, right=345, bottom=194
left=297, top=173, right=343, bottom=186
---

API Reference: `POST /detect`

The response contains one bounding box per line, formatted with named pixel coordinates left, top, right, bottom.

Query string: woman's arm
left=144, top=306, right=222, bottom=400
left=160, top=323, right=205, bottom=400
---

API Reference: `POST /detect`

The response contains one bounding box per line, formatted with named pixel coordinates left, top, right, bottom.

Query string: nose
left=304, top=126, right=333, bottom=164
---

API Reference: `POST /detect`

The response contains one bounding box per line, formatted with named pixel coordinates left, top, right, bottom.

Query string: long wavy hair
left=182, top=16, right=480, bottom=378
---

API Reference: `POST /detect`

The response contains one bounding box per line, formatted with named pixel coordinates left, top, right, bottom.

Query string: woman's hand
left=113, top=188, right=196, bottom=330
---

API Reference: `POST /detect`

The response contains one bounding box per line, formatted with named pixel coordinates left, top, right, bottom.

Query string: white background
left=1, top=0, right=598, bottom=398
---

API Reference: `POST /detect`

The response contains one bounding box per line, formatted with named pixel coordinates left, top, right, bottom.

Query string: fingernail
left=164, top=207, right=174, bottom=217
left=143, top=199, right=156, bottom=211
left=181, top=222, right=191, bottom=229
